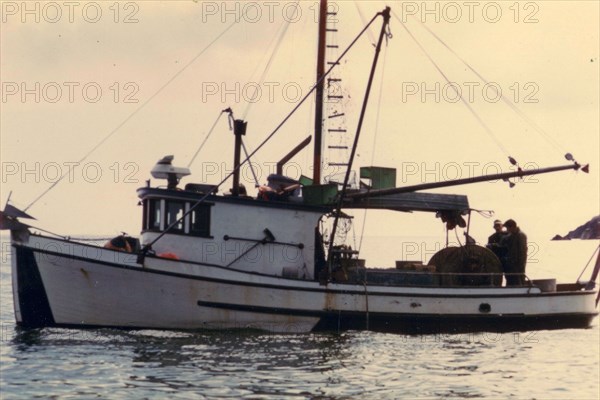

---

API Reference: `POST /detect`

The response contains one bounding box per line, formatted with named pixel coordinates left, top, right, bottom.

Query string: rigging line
left=66, top=236, right=116, bottom=242
left=24, top=19, right=240, bottom=213
left=363, top=280, right=370, bottom=330
left=353, top=1, right=377, bottom=45
left=245, top=18, right=288, bottom=85
left=454, top=227, right=463, bottom=248
left=237, top=17, right=293, bottom=174
left=25, top=224, right=69, bottom=240
left=242, top=9, right=295, bottom=120
left=414, top=18, right=565, bottom=154
left=392, top=12, right=510, bottom=157
left=576, top=244, right=600, bottom=282
left=358, top=44, right=389, bottom=253
left=239, top=9, right=296, bottom=172
left=241, top=140, right=260, bottom=187
left=472, top=208, right=495, bottom=218
left=143, top=11, right=383, bottom=253
left=187, top=112, right=224, bottom=168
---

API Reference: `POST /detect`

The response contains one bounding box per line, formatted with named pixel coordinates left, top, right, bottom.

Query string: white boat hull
left=12, top=234, right=598, bottom=333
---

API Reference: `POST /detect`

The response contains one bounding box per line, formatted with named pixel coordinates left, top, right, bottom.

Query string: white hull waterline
left=11, top=233, right=598, bottom=334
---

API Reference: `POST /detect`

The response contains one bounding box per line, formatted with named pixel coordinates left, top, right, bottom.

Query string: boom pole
left=347, top=163, right=587, bottom=200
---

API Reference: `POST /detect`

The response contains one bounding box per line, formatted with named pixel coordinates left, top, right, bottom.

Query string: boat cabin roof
left=137, top=187, right=333, bottom=213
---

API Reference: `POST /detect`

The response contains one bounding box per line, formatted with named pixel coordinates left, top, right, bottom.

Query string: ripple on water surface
left=1, top=325, right=598, bottom=399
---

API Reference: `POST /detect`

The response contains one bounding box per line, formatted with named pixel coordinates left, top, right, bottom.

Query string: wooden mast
left=313, top=0, right=327, bottom=184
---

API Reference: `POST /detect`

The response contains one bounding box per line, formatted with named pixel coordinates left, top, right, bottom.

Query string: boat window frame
left=141, top=195, right=214, bottom=238
left=165, top=200, right=186, bottom=233
left=142, top=199, right=148, bottom=230
left=144, top=198, right=163, bottom=232
left=188, top=202, right=213, bottom=238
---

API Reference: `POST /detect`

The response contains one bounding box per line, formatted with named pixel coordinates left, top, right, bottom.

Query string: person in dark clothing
left=486, top=219, right=507, bottom=261
left=502, top=219, right=528, bottom=286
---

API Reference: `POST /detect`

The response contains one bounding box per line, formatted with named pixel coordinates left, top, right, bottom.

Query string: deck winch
left=428, top=245, right=502, bottom=287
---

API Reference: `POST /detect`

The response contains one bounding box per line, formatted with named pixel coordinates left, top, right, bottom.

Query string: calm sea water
left=1, top=238, right=598, bottom=399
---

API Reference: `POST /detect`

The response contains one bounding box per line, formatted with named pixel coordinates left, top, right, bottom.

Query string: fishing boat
left=2, top=3, right=599, bottom=334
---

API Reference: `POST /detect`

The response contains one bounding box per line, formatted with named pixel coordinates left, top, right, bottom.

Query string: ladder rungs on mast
left=326, top=45, right=339, bottom=49
left=328, top=113, right=345, bottom=119
left=326, top=28, right=338, bottom=32
left=327, top=61, right=340, bottom=66
left=328, top=146, right=349, bottom=149
left=329, top=162, right=349, bottom=167
left=328, top=78, right=342, bottom=82
left=328, top=128, right=347, bottom=133
left=328, top=95, right=343, bottom=99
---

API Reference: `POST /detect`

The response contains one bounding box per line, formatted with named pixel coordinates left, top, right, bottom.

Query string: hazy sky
left=1, top=1, right=598, bottom=266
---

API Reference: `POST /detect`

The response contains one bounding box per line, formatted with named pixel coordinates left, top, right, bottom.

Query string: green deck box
left=302, top=183, right=338, bottom=205
left=360, top=166, right=396, bottom=189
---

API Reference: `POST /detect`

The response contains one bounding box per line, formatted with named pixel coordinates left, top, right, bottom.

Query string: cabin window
left=143, top=198, right=211, bottom=236
left=147, top=199, right=162, bottom=231
left=165, top=201, right=185, bottom=232
left=189, top=204, right=211, bottom=237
